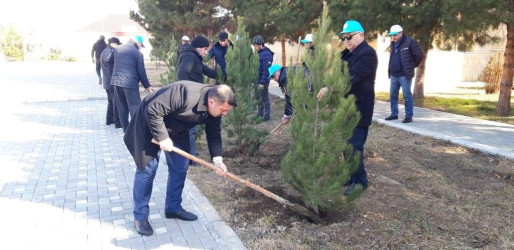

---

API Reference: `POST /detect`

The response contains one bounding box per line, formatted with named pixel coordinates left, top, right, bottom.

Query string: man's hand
left=213, top=156, right=227, bottom=176
left=159, top=138, right=174, bottom=152
left=258, top=84, right=264, bottom=90
left=282, top=116, right=291, bottom=125
left=144, top=87, right=153, bottom=93
left=317, top=87, right=328, bottom=101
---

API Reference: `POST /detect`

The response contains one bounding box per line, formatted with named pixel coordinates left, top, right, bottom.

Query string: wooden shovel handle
left=151, top=139, right=294, bottom=206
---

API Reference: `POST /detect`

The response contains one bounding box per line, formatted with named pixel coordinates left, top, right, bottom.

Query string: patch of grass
left=376, top=92, right=514, bottom=125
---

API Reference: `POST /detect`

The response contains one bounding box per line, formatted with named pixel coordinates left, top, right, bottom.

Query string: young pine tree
left=281, top=6, right=362, bottom=213
left=223, top=19, right=267, bottom=155
left=159, top=36, right=179, bottom=85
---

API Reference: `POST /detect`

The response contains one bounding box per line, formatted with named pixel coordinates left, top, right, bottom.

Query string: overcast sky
left=0, top=0, right=139, bottom=33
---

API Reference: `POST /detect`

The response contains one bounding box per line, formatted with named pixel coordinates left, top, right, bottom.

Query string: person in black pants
left=91, top=35, right=107, bottom=85
left=110, top=35, right=152, bottom=132
left=100, top=37, right=122, bottom=128
left=318, top=20, right=378, bottom=196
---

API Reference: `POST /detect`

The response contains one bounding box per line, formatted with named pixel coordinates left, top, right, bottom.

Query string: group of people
left=90, top=20, right=423, bottom=236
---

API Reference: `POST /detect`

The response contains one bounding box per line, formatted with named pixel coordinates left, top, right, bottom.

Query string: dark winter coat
left=208, top=41, right=233, bottom=78
left=341, top=41, right=378, bottom=127
left=110, top=40, right=150, bottom=90
left=91, top=39, right=107, bottom=60
left=276, top=67, right=293, bottom=117
left=177, top=44, right=217, bottom=83
left=100, top=46, right=115, bottom=90
left=123, top=81, right=223, bottom=169
left=388, top=34, right=423, bottom=79
left=257, top=47, right=274, bottom=84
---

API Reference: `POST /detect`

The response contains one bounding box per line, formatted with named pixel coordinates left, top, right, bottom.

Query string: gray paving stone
left=0, top=62, right=244, bottom=250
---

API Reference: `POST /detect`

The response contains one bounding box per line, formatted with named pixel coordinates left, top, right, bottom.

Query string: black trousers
left=105, top=88, right=121, bottom=126
left=114, top=86, right=141, bottom=132
left=95, top=62, right=102, bottom=79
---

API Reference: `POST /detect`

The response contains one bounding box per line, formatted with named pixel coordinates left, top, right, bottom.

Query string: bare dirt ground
left=188, top=96, right=514, bottom=249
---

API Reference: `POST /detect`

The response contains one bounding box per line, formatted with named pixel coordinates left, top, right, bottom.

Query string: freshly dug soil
left=188, top=95, right=514, bottom=249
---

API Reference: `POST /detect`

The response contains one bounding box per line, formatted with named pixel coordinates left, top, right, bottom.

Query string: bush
left=1, top=27, right=24, bottom=61
left=47, top=48, right=61, bottom=61
left=479, top=51, right=503, bottom=94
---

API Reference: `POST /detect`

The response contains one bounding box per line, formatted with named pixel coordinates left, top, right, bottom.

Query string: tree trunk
left=281, top=38, right=286, bottom=66
left=413, top=45, right=429, bottom=99
left=497, top=22, right=514, bottom=116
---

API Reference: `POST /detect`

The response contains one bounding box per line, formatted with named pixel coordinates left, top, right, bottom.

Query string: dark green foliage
left=223, top=19, right=267, bottom=155
left=159, top=37, right=179, bottom=86
left=131, top=0, right=235, bottom=58
left=281, top=6, right=361, bottom=212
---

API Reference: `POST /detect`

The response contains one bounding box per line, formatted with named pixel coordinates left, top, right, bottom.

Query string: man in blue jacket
left=208, top=31, right=232, bottom=82
left=385, top=25, right=424, bottom=123
left=100, top=37, right=122, bottom=128
left=318, top=20, right=378, bottom=196
left=111, top=35, right=153, bottom=132
left=252, top=35, right=274, bottom=121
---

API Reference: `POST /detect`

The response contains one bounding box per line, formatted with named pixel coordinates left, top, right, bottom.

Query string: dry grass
left=187, top=96, right=514, bottom=249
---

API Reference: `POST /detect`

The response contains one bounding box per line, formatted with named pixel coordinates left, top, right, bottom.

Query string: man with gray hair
left=123, top=81, right=236, bottom=236
left=385, top=24, right=423, bottom=123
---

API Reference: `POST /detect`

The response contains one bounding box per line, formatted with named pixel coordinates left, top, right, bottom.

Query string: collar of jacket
left=196, top=85, right=211, bottom=112
left=342, top=41, right=368, bottom=59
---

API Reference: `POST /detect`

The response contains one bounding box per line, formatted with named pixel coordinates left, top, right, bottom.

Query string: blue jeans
left=257, top=83, right=270, bottom=120
left=348, top=126, right=369, bottom=189
left=133, top=146, right=189, bottom=221
left=390, top=76, right=413, bottom=118
left=188, top=125, right=199, bottom=158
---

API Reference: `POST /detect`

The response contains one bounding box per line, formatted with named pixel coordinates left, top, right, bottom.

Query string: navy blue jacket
left=100, top=46, right=115, bottom=90
left=388, top=34, right=423, bottom=79
left=276, top=67, right=293, bottom=117
left=178, top=44, right=217, bottom=83
left=123, top=82, right=223, bottom=169
left=342, top=41, right=378, bottom=127
left=208, top=41, right=232, bottom=78
left=257, top=47, right=274, bottom=84
left=110, top=40, right=150, bottom=90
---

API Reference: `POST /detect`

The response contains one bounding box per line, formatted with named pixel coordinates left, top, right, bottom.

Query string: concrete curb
left=185, top=179, right=247, bottom=250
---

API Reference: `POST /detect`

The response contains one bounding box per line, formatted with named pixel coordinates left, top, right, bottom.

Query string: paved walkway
left=269, top=82, right=514, bottom=161
left=0, top=62, right=245, bottom=250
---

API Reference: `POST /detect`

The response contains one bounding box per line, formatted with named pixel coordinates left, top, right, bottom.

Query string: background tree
left=130, top=0, right=235, bottom=60
left=223, top=18, right=267, bottom=155
left=227, top=0, right=322, bottom=66
left=282, top=5, right=361, bottom=214
left=328, top=0, right=500, bottom=99
left=1, top=26, right=24, bottom=61
left=159, top=37, right=179, bottom=86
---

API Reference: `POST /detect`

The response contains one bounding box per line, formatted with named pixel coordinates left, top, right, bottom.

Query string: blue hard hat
left=134, top=35, right=145, bottom=47
left=338, top=20, right=364, bottom=35
left=268, top=64, right=282, bottom=79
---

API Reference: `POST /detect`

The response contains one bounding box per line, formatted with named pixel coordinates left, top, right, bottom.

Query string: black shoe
left=343, top=183, right=367, bottom=196
left=385, top=115, right=398, bottom=121
left=343, top=183, right=357, bottom=196
left=134, top=219, right=153, bottom=236
left=114, top=123, right=122, bottom=128
left=402, top=117, right=413, bottom=123
left=106, top=121, right=113, bottom=125
left=165, top=209, right=198, bottom=221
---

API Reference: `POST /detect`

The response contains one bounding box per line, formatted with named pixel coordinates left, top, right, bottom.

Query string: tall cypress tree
left=281, top=5, right=361, bottom=213
left=223, top=18, right=267, bottom=155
